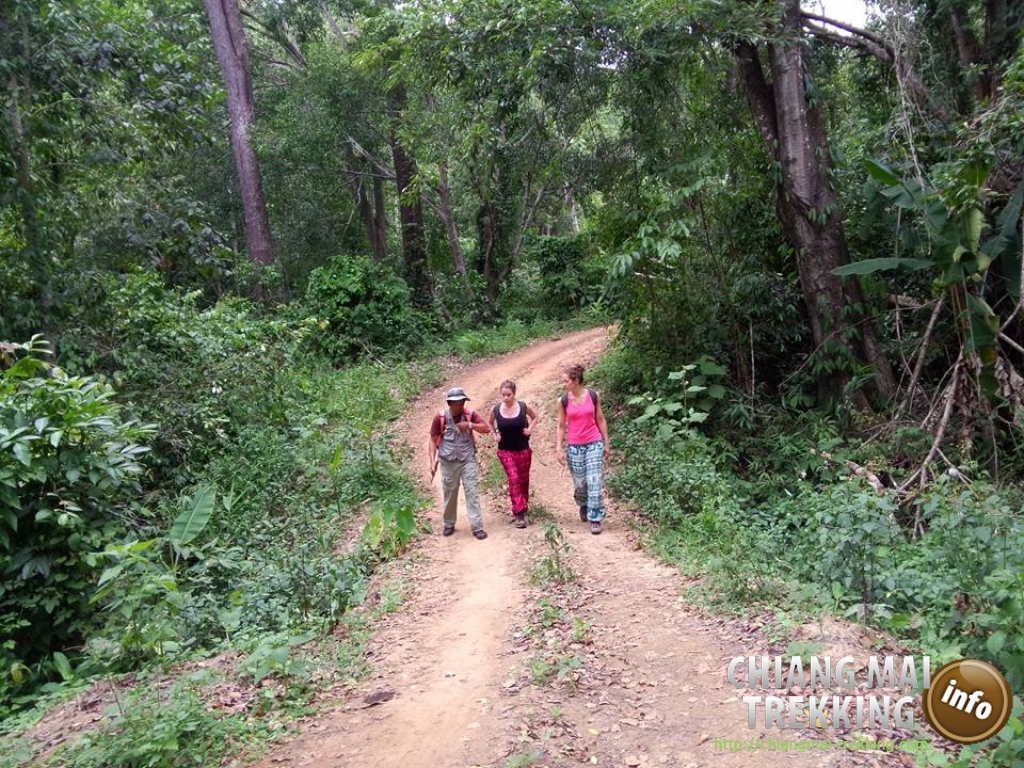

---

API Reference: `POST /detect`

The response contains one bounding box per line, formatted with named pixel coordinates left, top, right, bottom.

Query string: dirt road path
left=253, top=327, right=846, bottom=768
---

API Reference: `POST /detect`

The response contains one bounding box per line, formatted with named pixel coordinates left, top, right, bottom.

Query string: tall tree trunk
left=474, top=147, right=516, bottom=304
left=5, top=74, right=40, bottom=261
left=203, top=0, right=275, bottom=266
left=388, top=87, right=432, bottom=308
left=3, top=16, right=53, bottom=329
left=735, top=0, right=896, bottom=405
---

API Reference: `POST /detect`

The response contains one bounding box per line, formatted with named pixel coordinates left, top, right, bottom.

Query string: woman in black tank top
left=488, top=379, right=539, bottom=528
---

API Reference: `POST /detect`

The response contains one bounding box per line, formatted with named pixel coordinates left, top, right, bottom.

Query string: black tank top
left=493, top=402, right=529, bottom=451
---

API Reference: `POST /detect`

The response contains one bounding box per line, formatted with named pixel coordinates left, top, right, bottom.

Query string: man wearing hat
left=428, top=387, right=492, bottom=539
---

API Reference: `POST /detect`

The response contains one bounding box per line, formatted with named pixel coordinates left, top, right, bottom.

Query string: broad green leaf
left=832, top=258, right=934, bottom=276
left=170, top=483, right=216, bottom=546
left=53, top=651, right=74, bottom=681
left=13, top=442, right=32, bottom=467
left=965, top=206, right=984, bottom=254
left=864, top=158, right=900, bottom=186
left=97, top=564, right=123, bottom=587
left=987, top=631, right=1007, bottom=656
left=881, top=177, right=927, bottom=208
left=329, top=443, right=343, bottom=473
left=962, top=159, right=992, bottom=189
left=698, top=360, right=727, bottom=375
left=967, top=293, right=996, bottom=318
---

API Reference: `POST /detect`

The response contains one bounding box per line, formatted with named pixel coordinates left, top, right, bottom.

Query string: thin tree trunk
left=345, top=153, right=386, bottom=262
left=203, top=0, right=275, bottom=266
left=372, top=174, right=387, bottom=262
left=566, top=186, right=581, bottom=234
left=474, top=149, right=516, bottom=304
left=437, top=162, right=469, bottom=279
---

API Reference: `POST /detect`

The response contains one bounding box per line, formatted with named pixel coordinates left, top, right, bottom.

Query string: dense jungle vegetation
left=2, top=0, right=1023, bottom=764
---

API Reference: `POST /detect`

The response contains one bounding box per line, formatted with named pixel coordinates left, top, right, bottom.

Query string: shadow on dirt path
left=252, top=327, right=899, bottom=768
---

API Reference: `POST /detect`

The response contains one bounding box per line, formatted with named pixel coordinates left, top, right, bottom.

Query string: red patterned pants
left=497, top=448, right=532, bottom=515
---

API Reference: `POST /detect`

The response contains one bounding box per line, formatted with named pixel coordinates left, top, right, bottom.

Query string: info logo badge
left=922, top=659, right=1013, bottom=744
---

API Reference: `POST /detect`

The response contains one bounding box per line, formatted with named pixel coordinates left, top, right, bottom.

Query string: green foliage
left=87, top=538, right=183, bottom=666
left=46, top=677, right=262, bottom=768
left=304, top=255, right=429, bottom=362
left=528, top=523, right=576, bottom=585
left=920, top=698, right=1024, bottom=768
left=0, top=0, right=220, bottom=340
left=360, top=502, right=416, bottom=562
left=1, top=283, right=437, bottom=719
left=628, top=358, right=728, bottom=437
left=809, top=485, right=902, bottom=621
left=168, top=485, right=216, bottom=553
left=60, top=273, right=317, bottom=474
left=252, top=42, right=385, bottom=290
left=593, top=174, right=806, bottom=400
left=237, top=632, right=317, bottom=688
left=506, top=235, right=604, bottom=321
left=856, top=160, right=1023, bottom=402
left=608, top=425, right=736, bottom=528
left=0, top=337, right=154, bottom=691
left=81, top=485, right=221, bottom=669
left=610, top=362, right=1024, bottom=727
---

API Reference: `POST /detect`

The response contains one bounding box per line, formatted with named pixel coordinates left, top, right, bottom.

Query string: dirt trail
left=253, top=328, right=865, bottom=768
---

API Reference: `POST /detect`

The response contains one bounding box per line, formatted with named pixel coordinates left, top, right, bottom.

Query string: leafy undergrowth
left=1, top=294, right=595, bottom=767
left=599, top=349, right=1024, bottom=768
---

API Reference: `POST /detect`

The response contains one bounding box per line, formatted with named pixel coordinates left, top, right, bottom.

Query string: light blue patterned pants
left=566, top=440, right=605, bottom=522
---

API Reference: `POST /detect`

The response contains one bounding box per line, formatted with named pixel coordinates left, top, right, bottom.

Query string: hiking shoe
left=514, top=512, right=527, bottom=529
left=443, top=524, right=455, bottom=537
left=590, top=521, right=602, bottom=535
left=473, top=529, right=488, bottom=540
left=579, top=505, right=588, bottom=522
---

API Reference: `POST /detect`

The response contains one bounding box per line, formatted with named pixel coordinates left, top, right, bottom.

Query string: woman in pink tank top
left=555, top=364, right=610, bottom=534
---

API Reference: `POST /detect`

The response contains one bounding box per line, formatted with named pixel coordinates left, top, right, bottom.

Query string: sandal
left=443, top=524, right=455, bottom=537
left=514, top=512, right=527, bottom=529
left=473, top=529, right=488, bottom=540
left=590, top=521, right=602, bottom=535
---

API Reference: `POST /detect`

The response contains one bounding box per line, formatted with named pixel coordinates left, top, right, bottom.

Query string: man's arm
left=467, top=409, right=492, bottom=434
left=428, top=414, right=441, bottom=474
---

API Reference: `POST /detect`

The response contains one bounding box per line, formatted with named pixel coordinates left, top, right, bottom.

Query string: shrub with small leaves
left=0, top=337, right=154, bottom=695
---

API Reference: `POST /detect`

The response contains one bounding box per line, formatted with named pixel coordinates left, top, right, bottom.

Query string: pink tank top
left=565, top=391, right=602, bottom=445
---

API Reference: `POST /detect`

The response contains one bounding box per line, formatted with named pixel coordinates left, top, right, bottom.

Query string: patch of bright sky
left=804, top=0, right=871, bottom=28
